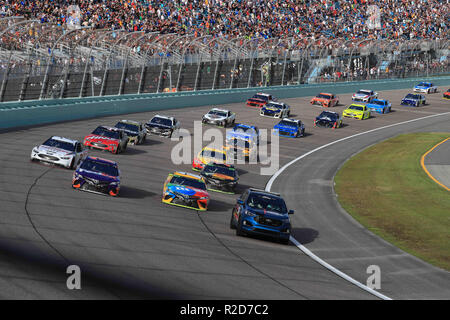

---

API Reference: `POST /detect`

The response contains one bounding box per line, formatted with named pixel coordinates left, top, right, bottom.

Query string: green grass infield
left=335, top=132, right=450, bottom=271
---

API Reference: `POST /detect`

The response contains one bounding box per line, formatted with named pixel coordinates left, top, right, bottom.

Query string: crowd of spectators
left=0, top=0, right=448, bottom=42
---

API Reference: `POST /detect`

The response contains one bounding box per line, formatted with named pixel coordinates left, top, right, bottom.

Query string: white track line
left=266, top=111, right=450, bottom=300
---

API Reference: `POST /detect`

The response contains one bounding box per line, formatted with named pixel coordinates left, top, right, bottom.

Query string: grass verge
left=334, top=132, right=450, bottom=271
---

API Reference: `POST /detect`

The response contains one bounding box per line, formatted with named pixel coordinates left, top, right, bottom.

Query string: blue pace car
left=401, top=93, right=426, bottom=107
left=230, top=188, right=294, bottom=244
left=366, top=99, right=392, bottom=114
left=273, top=118, right=305, bottom=138
left=72, top=156, right=120, bottom=197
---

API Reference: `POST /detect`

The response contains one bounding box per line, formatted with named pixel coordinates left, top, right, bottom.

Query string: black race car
left=145, top=115, right=181, bottom=138
left=314, top=110, right=343, bottom=129
left=200, top=163, right=239, bottom=194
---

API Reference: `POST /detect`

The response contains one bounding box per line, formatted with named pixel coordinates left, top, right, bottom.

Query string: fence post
left=0, top=50, right=12, bottom=102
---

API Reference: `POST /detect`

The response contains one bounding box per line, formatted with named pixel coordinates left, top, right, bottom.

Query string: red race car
left=83, top=126, right=129, bottom=154
left=246, top=92, right=276, bottom=108
left=310, top=93, right=339, bottom=107
left=443, top=88, right=450, bottom=100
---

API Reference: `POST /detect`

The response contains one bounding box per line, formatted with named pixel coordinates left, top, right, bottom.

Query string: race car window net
left=80, top=159, right=119, bottom=177
left=115, top=122, right=139, bottom=132
left=43, top=138, right=76, bottom=152
left=170, top=176, right=206, bottom=190
left=92, top=127, right=120, bottom=139
left=200, top=150, right=227, bottom=160
left=150, top=117, right=172, bottom=127
left=203, top=165, right=237, bottom=177
left=247, top=195, right=287, bottom=214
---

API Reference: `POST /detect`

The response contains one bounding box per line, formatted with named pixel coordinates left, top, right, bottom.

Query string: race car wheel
left=69, top=159, right=75, bottom=170
left=116, top=145, right=121, bottom=154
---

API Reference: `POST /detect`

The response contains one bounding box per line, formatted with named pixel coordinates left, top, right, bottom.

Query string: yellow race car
left=342, top=104, right=371, bottom=120
left=162, top=171, right=210, bottom=211
left=192, top=147, right=227, bottom=171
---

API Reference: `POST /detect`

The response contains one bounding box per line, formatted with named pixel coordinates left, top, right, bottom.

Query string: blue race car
left=366, top=99, right=392, bottom=114
left=230, top=188, right=294, bottom=244
left=413, top=82, right=437, bottom=94
left=273, top=118, right=305, bottom=138
left=72, top=156, right=120, bottom=196
left=226, top=123, right=260, bottom=145
left=401, top=93, right=426, bottom=107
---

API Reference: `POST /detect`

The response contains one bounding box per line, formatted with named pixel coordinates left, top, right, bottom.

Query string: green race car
left=342, top=104, right=371, bottom=120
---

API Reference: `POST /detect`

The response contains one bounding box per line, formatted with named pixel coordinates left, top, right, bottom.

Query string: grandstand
left=0, top=1, right=448, bottom=102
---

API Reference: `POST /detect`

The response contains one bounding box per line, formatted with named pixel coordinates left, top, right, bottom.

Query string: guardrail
left=1, top=76, right=450, bottom=130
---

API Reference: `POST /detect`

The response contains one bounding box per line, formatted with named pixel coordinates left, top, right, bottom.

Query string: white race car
left=31, top=136, right=87, bottom=169
left=202, top=108, right=236, bottom=127
left=413, top=82, right=437, bottom=94
left=352, top=89, right=378, bottom=103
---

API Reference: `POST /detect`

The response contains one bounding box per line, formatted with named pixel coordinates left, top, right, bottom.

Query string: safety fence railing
left=0, top=19, right=448, bottom=102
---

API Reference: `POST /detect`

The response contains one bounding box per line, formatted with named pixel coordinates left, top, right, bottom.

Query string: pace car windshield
left=150, top=117, right=172, bottom=127
left=80, top=159, right=119, bottom=177
left=247, top=194, right=287, bottom=214
left=92, top=127, right=120, bottom=139
left=43, top=138, right=76, bottom=151
left=115, top=122, right=139, bottom=132
left=170, top=176, right=206, bottom=190
left=203, top=164, right=237, bottom=178
left=201, top=149, right=227, bottom=160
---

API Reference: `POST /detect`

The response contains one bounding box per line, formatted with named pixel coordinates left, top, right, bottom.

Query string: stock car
left=225, top=124, right=260, bottom=160
left=230, top=188, right=294, bottom=244
left=200, top=163, right=239, bottom=194
left=83, top=126, right=129, bottom=154
left=202, top=108, right=236, bottom=127
left=246, top=93, right=276, bottom=108
left=145, top=115, right=181, bottom=138
left=365, top=99, right=392, bottom=114
left=114, top=120, right=147, bottom=145
left=352, top=89, right=378, bottom=103
left=443, top=89, right=450, bottom=99
left=401, top=93, right=427, bottom=107
left=72, top=156, right=120, bottom=197
left=343, top=104, right=371, bottom=120
left=31, top=136, right=88, bottom=169
left=273, top=118, right=305, bottom=137
left=310, top=93, right=339, bottom=107
left=162, top=171, right=210, bottom=211
left=414, top=82, right=437, bottom=94
left=314, top=110, right=343, bottom=129
left=192, top=147, right=227, bottom=171
left=260, top=101, right=290, bottom=118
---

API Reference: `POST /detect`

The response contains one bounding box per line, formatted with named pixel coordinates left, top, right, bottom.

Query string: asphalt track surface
left=0, top=87, right=449, bottom=299
left=424, top=139, right=450, bottom=190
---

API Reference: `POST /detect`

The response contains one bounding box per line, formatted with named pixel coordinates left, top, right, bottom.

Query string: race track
left=0, top=87, right=449, bottom=299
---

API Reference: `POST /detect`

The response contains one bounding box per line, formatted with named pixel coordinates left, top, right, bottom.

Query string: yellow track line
left=420, top=137, right=450, bottom=191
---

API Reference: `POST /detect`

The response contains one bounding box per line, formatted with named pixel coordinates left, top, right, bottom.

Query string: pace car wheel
left=279, top=237, right=290, bottom=245
left=229, top=213, right=236, bottom=229
left=236, top=218, right=245, bottom=236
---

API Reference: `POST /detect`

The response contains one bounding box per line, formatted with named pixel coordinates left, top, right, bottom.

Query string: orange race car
left=443, top=88, right=450, bottom=100
left=310, top=93, right=339, bottom=107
